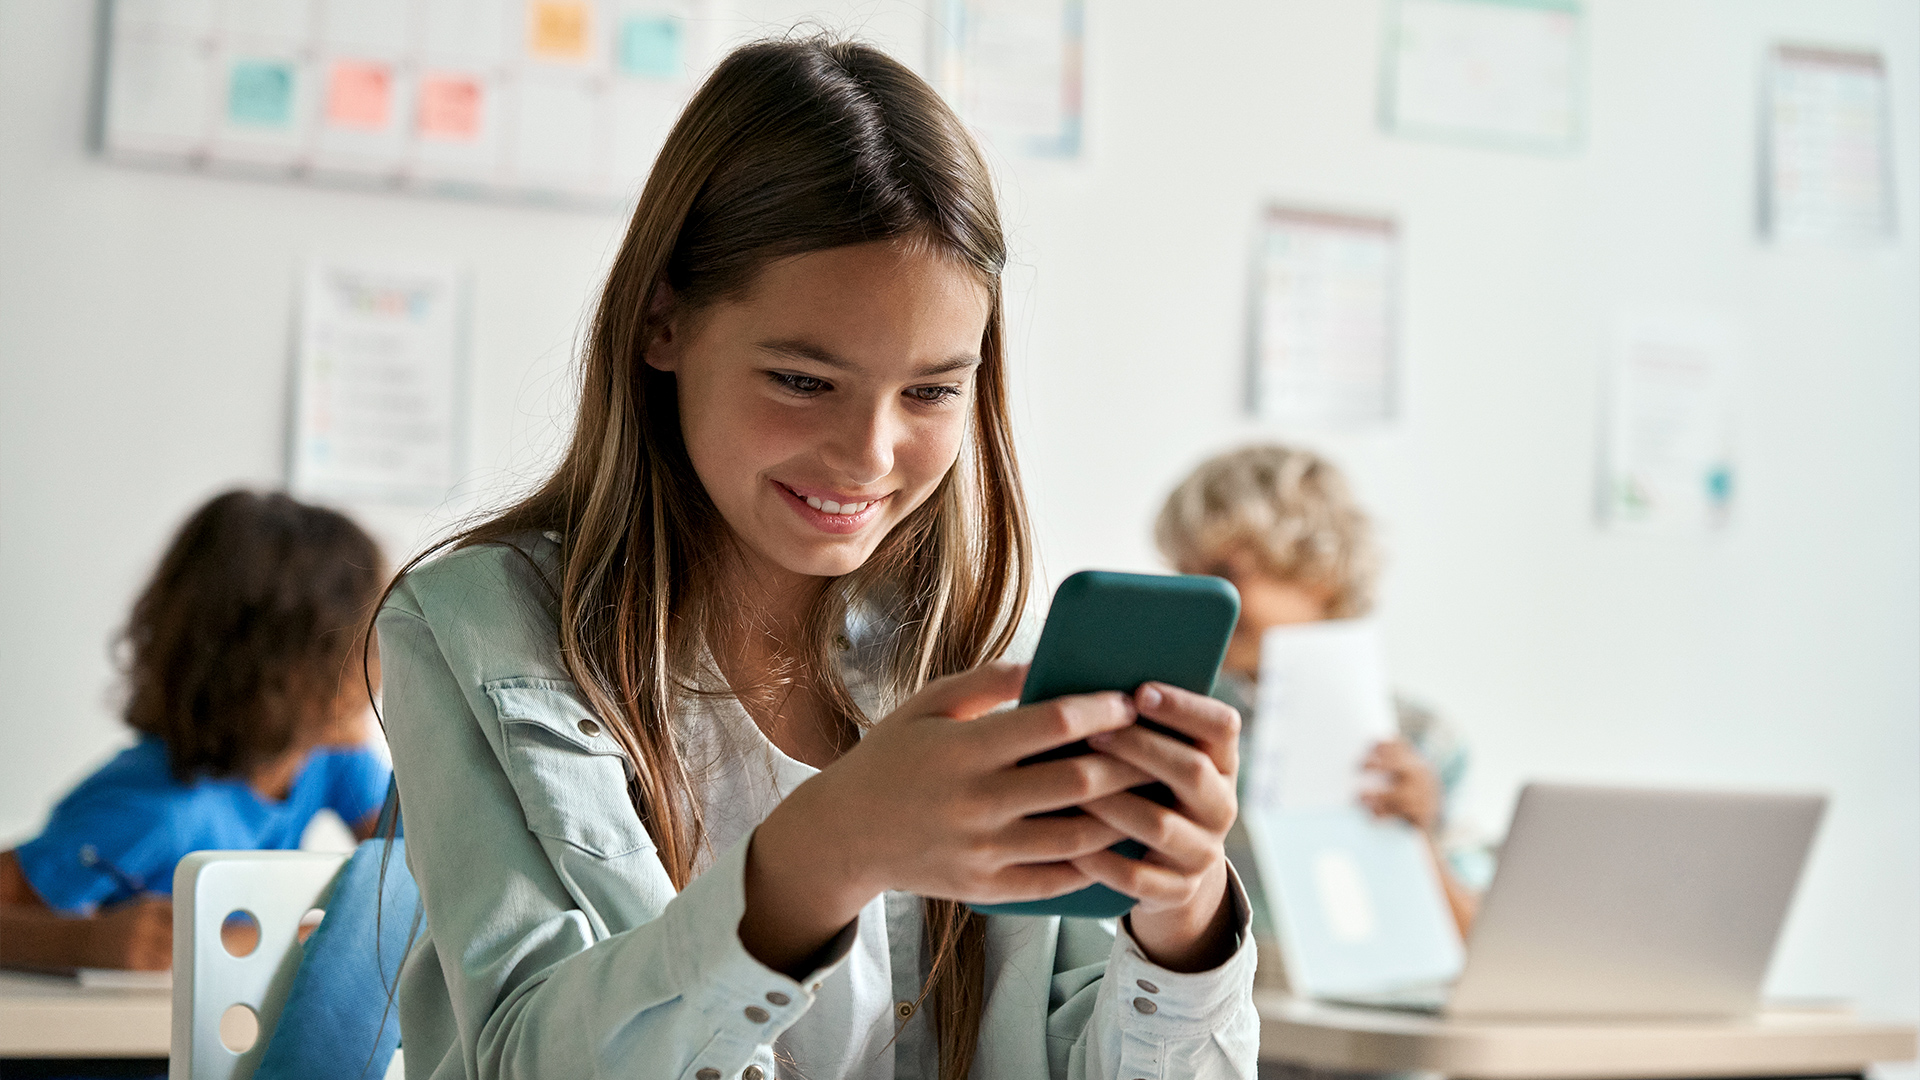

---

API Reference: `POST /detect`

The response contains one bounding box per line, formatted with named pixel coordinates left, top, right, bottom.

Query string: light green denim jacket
left=378, top=534, right=1259, bottom=1080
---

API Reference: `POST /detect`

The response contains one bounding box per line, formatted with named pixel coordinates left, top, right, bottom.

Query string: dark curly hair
left=122, top=490, right=385, bottom=782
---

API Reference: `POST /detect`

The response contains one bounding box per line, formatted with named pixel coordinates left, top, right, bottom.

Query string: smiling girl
left=379, top=39, right=1256, bottom=1080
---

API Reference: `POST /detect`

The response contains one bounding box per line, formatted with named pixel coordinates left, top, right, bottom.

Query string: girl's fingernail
left=1137, top=685, right=1163, bottom=709
left=1088, top=732, right=1114, bottom=750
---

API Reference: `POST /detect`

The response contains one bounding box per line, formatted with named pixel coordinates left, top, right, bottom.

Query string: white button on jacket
left=378, top=534, right=1260, bottom=1080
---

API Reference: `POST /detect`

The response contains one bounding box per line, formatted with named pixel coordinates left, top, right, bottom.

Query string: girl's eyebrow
left=755, top=338, right=982, bottom=377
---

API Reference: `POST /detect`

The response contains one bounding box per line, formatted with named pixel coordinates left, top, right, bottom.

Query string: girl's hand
left=1071, top=683, right=1242, bottom=973
left=742, top=662, right=1153, bottom=974
left=1360, top=738, right=1442, bottom=833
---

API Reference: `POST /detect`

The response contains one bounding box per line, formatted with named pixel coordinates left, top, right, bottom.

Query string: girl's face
left=648, top=240, right=991, bottom=587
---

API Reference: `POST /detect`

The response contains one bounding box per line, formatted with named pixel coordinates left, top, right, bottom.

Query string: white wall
left=3, top=0, right=1915, bottom=1050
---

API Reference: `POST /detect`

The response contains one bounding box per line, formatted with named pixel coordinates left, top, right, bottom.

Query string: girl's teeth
left=801, top=494, right=870, bottom=515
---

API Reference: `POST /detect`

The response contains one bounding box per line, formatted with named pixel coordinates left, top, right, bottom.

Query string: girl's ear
left=643, top=282, right=681, bottom=373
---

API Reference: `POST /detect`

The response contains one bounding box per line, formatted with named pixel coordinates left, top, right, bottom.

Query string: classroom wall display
left=101, top=0, right=711, bottom=209
left=1599, top=315, right=1739, bottom=532
left=1381, top=0, right=1583, bottom=153
left=1760, top=45, right=1897, bottom=244
left=290, top=256, right=467, bottom=506
left=1250, top=207, right=1400, bottom=428
left=934, top=0, right=1084, bottom=159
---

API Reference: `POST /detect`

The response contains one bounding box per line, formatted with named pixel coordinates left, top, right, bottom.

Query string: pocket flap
left=485, top=678, right=626, bottom=761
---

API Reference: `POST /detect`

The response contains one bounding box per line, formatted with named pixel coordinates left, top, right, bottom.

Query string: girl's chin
left=777, top=537, right=883, bottom=579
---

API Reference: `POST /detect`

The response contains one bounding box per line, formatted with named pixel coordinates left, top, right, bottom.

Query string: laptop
left=1328, top=783, right=1827, bottom=1019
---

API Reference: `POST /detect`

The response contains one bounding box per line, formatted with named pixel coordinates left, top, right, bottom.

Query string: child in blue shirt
left=0, top=490, right=391, bottom=970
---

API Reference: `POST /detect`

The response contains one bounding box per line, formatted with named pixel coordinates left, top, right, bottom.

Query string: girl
left=378, top=38, right=1257, bottom=1080
left=0, top=490, right=391, bottom=971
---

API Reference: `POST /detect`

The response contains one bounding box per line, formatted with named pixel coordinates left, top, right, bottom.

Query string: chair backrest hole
left=221, top=909, right=261, bottom=957
left=219, top=1002, right=259, bottom=1052
left=297, top=907, right=326, bottom=943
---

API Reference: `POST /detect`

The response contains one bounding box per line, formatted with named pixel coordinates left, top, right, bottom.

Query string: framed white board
left=101, top=0, right=711, bottom=209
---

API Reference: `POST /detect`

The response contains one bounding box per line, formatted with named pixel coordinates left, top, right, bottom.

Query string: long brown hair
left=386, top=37, right=1029, bottom=1076
left=127, top=490, right=385, bottom=781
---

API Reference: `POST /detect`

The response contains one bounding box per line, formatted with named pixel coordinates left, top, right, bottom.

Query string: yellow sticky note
left=528, top=0, right=590, bottom=60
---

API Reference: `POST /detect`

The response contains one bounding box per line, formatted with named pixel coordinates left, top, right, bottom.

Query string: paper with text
left=938, top=0, right=1083, bottom=158
left=1763, top=45, right=1896, bottom=244
left=1385, top=0, right=1581, bottom=152
left=1252, top=208, right=1398, bottom=428
left=291, top=258, right=466, bottom=505
left=1601, top=315, right=1738, bottom=532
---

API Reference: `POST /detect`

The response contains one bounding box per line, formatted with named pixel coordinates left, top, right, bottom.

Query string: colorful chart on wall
left=1382, top=0, right=1582, bottom=153
left=1599, top=314, right=1739, bottom=533
left=102, top=0, right=712, bottom=210
left=291, top=256, right=467, bottom=506
left=936, top=0, right=1083, bottom=158
left=1250, top=207, right=1399, bottom=428
left=1761, top=45, right=1897, bottom=244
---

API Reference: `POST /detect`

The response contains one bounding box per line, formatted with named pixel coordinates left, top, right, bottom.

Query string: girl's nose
left=821, top=400, right=895, bottom=485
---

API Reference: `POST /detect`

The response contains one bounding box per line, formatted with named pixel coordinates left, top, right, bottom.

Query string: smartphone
left=968, top=570, right=1240, bottom=919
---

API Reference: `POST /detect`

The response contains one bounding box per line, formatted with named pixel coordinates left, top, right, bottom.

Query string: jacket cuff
left=1107, top=861, right=1258, bottom=1036
left=655, top=828, right=859, bottom=1066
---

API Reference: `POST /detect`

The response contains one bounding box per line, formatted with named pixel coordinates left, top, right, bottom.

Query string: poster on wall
left=1760, top=45, right=1897, bottom=244
left=1599, top=316, right=1738, bottom=532
left=1250, top=207, right=1399, bottom=428
left=290, top=257, right=467, bottom=506
left=101, top=0, right=711, bottom=210
left=1382, top=0, right=1582, bottom=152
left=935, top=0, right=1084, bottom=158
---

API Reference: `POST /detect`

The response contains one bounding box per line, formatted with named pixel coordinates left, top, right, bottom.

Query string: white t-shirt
left=678, top=686, right=899, bottom=1080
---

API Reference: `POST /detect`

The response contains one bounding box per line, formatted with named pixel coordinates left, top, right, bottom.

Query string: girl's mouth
left=774, top=482, right=891, bottom=534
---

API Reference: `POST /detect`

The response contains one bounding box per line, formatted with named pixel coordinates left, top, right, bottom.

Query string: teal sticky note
left=618, top=16, right=681, bottom=77
left=229, top=59, right=295, bottom=127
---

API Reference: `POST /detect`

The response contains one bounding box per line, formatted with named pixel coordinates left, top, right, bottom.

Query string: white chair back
left=170, top=850, right=346, bottom=1080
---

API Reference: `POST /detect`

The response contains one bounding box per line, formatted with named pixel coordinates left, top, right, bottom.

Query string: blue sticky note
left=618, top=16, right=681, bottom=77
left=229, top=59, right=295, bottom=127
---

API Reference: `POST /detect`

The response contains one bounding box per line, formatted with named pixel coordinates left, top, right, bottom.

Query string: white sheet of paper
left=290, top=257, right=466, bottom=505
left=1763, top=45, right=1896, bottom=244
left=1252, top=208, right=1398, bottom=429
left=1243, top=619, right=1397, bottom=813
left=1385, top=0, right=1581, bottom=151
left=938, top=0, right=1083, bottom=158
left=1600, top=315, right=1737, bottom=531
left=76, top=967, right=172, bottom=992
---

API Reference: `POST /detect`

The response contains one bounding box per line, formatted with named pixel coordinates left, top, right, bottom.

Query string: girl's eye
left=906, top=384, right=964, bottom=404
left=769, top=371, right=831, bottom=395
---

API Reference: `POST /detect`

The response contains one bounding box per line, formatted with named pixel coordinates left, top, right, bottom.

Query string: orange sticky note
left=418, top=74, right=482, bottom=139
left=325, top=60, right=391, bottom=130
left=528, top=0, right=590, bottom=60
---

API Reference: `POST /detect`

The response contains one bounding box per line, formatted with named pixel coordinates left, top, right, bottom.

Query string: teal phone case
left=968, top=570, right=1240, bottom=919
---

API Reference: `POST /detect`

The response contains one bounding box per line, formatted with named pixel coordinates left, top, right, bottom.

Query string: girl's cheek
left=721, top=394, right=812, bottom=458
left=905, top=410, right=968, bottom=472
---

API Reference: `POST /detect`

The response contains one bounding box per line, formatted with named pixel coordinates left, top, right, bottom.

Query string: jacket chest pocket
left=485, top=678, right=654, bottom=859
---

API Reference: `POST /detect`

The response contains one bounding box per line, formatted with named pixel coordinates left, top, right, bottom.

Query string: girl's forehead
left=709, top=244, right=991, bottom=359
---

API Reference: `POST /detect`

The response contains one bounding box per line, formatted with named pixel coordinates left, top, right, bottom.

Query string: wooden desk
left=1258, top=993, right=1919, bottom=1078
left=0, top=970, right=171, bottom=1058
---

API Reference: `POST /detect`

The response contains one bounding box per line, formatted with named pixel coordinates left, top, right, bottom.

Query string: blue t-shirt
left=15, top=738, right=391, bottom=915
